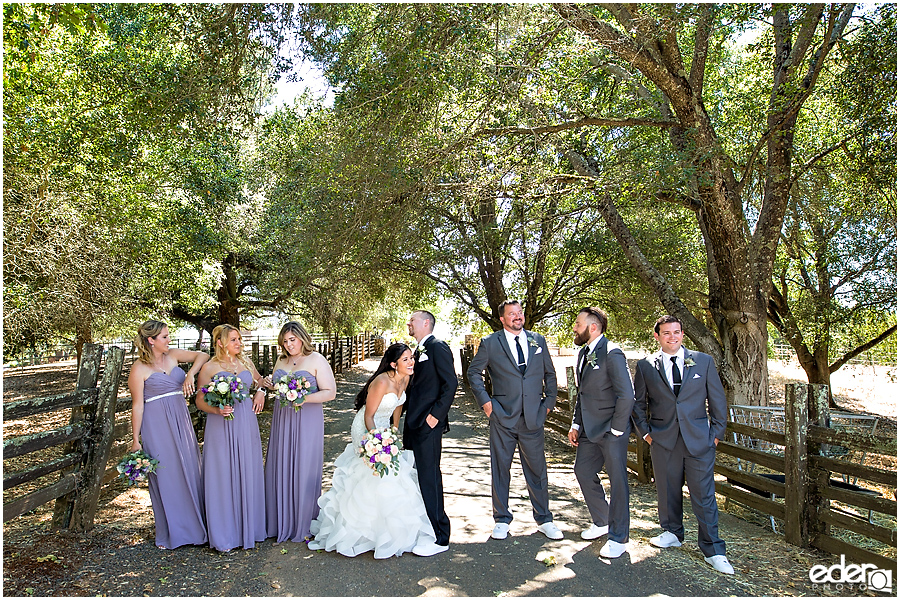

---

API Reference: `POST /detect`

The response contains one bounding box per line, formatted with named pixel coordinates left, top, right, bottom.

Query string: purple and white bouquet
left=117, top=449, right=159, bottom=485
left=273, top=373, right=316, bottom=412
left=357, top=426, right=402, bottom=477
left=201, top=373, right=248, bottom=420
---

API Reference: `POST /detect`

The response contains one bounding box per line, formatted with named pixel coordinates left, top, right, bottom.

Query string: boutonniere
left=416, top=344, right=427, bottom=356
left=684, top=357, right=696, bottom=368
left=526, top=336, right=539, bottom=349
left=586, top=351, right=598, bottom=368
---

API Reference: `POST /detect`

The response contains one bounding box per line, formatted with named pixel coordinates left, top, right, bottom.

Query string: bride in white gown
left=308, top=343, right=437, bottom=558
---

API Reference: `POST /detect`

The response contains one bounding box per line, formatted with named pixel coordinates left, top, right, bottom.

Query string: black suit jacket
left=405, top=335, right=458, bottom=437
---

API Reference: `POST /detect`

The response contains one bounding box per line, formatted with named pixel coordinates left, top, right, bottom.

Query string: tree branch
left=478, top=116, right=679, bottom=137
left=829, top=324, right=897, bottom=372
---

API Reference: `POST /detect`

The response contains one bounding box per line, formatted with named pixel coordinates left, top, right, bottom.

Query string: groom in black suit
left=404, top=310, right=457, bottom=556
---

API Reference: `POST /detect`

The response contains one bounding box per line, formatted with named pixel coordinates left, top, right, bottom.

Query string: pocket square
left=592, top=365, right=600, bottom=370
left=692, top=373, right=701, bottom=379
left=535, top=347, right=543, bottom=354
left=418, top=354, right=429, bottom=362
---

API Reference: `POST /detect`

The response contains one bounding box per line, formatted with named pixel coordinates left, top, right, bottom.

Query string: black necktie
left=578, top=347, right=588, bottom=381
left=671, top=356, right=681, bottom=396
left=515, top=335, right=527, bottom=374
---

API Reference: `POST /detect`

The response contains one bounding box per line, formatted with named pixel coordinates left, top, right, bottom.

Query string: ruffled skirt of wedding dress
left=308, top=443, right=436, bottom=559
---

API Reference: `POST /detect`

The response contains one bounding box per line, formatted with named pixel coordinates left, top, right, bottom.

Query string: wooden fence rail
left=250, top=333, right=378, bottom=377
left=461, top=340, right=896, bottom=572
left=3, top=343, right=126, bottom=530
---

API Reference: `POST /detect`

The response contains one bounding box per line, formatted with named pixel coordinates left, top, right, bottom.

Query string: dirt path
left=2, top=357, right=860, bottom=597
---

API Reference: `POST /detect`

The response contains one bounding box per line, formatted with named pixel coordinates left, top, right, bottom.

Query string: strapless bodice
left=350, top=392, right=406, bottom=446
left=144, top=366, right=186, bottom=400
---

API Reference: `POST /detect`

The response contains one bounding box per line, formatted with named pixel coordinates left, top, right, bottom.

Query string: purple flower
left=375, top=433, right=382, bottom=440
left=230, top=382, right=239, bottom=391
left=288, top=380, right=297, bottom=390
left=370, top=456, right=376, bottom=463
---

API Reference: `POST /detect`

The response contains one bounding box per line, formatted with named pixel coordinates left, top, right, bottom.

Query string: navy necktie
left=671, top=356, right=681, bottom=396
left=515, top=335, right=527, bottom=375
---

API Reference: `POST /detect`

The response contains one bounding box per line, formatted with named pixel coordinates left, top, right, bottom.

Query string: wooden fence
left=461, top=340, right=896, bottom=571
left=249, top=333, right=379, bottom=377
left=3, top=343, right=127, bottom=531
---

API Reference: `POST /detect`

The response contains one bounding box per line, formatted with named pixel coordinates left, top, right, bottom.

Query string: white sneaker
left=599, top=540, right=628, bottom=559
left=412, top=542, right=449, bottom=557
left=581, top=524, right=609, bottom=540
left=705, top=555, right=734, bottom=574
left=491, top=523, right=509, bottom=540
left=649, top=531, right=682, bottom=548
left=537, top=522, right=564, bottom=540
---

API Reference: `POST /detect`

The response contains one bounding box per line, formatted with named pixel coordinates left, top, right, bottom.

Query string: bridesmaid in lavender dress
left=262, top=322, right=336, bottom=543
left=129, top=320, right=209, bottom=549
left=195, top=324, right=267, bottom=552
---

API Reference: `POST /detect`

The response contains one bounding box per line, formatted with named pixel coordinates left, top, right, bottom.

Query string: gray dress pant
left=489, top=413, right=552, bottom=525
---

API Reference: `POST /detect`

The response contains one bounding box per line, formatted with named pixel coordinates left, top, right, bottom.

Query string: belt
left=144, top=391, right=183, bottom=404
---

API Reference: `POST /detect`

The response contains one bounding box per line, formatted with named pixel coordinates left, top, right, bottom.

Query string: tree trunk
left=216, top=253, right=240, bottom=328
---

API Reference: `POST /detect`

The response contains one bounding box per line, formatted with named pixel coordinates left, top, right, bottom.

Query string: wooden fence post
left=51, top=343, right=103, bottom=529
left=807, top=384, right=831, bottom=539
left=69, top=347, right=126, bottom=532
left=784, top=383, right=810, bottom=546
left=565, top=366, right=576, bottom=415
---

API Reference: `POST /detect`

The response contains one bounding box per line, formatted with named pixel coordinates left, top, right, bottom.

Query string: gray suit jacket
left=572, top=337, right=635, bottom=442
left=467, top=329, right=557, bottom=430
left=632, top=348, right=727, bottom=457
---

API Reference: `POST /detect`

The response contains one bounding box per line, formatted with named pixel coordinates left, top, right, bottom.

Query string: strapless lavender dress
left=140, top=366, right=207, bottom=549
left=264, top=369, right=324, bottom=542
left=201, top=370, right=266, bottom=551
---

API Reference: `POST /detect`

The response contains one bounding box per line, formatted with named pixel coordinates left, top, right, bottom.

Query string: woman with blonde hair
left=195, top=324, right=267, bottom=551
left=262, top=321, right=336, bottom=542
left=128, top=319, right=209, bottom=549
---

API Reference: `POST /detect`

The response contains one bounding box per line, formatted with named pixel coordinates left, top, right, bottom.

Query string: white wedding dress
left=308, top=391, right=436, bottom=558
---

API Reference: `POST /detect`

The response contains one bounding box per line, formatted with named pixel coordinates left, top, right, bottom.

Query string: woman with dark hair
left=262, top=321, right=336, bottom=543
left=307, top=343, right=437, bottom=558
left=128, top=320, right=209, bottom=549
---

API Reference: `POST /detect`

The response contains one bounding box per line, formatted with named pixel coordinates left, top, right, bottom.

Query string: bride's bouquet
left=357, top=426, right=402, bottom=477
left=273, top=372, right=316, bottom=411
left=117, top=449, right=159, bottom=485
left=201, top=374, right=248, bottom=420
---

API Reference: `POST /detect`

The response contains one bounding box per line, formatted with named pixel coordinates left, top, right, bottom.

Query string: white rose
left=378, top=454, right=391, bottom=464
left=286, top=390, right=298, bottom=402
left=216, top=381, right=230, bottom=394
left=278, top=383, right=289, bottom=394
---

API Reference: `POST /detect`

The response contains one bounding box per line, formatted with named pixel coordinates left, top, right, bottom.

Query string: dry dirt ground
left=2, top=352, right=895, bottom=597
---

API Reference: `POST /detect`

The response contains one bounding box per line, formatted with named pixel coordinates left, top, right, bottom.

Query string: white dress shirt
left=503, top=329, right=528, bottom=369
left=416, top=333, right=434, bottom=351
left=660, top=346, right=686, bottom=391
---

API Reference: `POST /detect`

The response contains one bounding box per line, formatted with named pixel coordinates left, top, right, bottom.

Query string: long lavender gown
left=264, top=369, right=323, bottom=542
left=201, top=370, right=266, bottom=551
left=140, top=366, right=207, bottom=549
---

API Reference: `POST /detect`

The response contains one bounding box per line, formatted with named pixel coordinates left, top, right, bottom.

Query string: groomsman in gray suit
left=567, top=307, right=634, bottom=559
left=632, top=315, right=734, bottom=575
left=467, top=300, right=563, bottom=541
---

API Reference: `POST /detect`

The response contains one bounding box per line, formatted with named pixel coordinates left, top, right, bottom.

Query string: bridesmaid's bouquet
left=117, top=449, right=159, bottom=485
left=201, top=374, right=248, bottom=420
left=273, top=373, right=316, bottom=411
left=357, top=426, right=402, bottom=478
